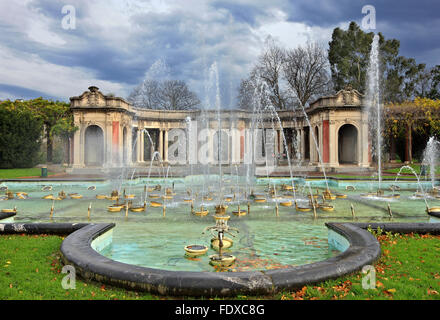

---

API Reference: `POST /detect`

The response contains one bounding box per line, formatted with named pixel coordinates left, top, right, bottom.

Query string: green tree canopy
left=0, top=100, right=43, bottom=168
left=26, top=98, right=74, bottom=162
left=328, top=21, right=431, bottom=103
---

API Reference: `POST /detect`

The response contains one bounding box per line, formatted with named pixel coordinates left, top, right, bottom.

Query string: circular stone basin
left=280, top=201, right=292, bottom=207
left=130, top=206, right=145, bottom=212
left=295, top=202, right=312, bottom=212
left=213, top=215, right=230, bottom=221
left=211, top=237, right=234, bottom=250
left=150, top=201, right=163, bottom=207
left=427, top=207, right=440, bottom=213
left=232, top=210, right=247, bottom=216
left=194, top=210, right=209, bottom=216
left=209, top=254, right=236, bottom=267
left=108, top=205, right=123, bottom=212
left=184, top=245, right=208, bottom=257
left=320, top=205, right=334, bottom=212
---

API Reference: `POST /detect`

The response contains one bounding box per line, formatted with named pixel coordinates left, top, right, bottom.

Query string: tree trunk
left=404, top=123, right=412, bottom=163
left=389, top=135, right=396, bottom=162
left=46, top=128, right=53, bottom=163
left=64, top=136, right=70, bottom=165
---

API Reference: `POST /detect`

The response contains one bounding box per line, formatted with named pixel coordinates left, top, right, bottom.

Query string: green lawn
left=0, top=168, right=53, bottom=179
left=277, top=230, right=440, bottom=300
left=1, top=231, right=440, bottom=300
left=384, top=163, right=440, bottom=175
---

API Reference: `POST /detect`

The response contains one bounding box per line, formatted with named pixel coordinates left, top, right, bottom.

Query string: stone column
left=329, top=120, right=338, bottom=167
left=159, top=129, right=164, bottom=161
left=300, top=128, right=305, bottom=163
left=309, top=126, right=315, bottom=164
left=106, top=122, right=113, bottom=167
left=361, top=120, right=370, bottom=167
left=164, top=129, right=169, bottom=162
left=140, top=128, right=145, bottom=162
left=127, top=127, right=133, bottom=165
left=135, top=129, right=140, bottom=163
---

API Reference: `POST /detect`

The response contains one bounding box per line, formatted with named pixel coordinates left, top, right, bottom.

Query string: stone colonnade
left=69, top=86, right=371, bottom=169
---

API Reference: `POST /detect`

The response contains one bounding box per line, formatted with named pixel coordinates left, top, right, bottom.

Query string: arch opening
left=338, top=124, right=358, bottom=164
left=85, top=125, right=104, bottom=166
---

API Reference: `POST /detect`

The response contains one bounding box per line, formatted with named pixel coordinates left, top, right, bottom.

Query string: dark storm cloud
left=0, top=84, right=63, bottom=101
left=283, top=0, right=440, bottom=66
left=0, top=0, right=438, bottom=102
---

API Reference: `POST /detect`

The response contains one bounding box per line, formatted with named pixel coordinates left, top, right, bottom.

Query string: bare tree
left=283, top=42, right=331, bottom=106
left=236, top=38, right=297, bottom=110
left=128, top=79, right=200, bottom=110
left=237, top=78, right=255, bottom=110
left=127, top=79, right=161, bottom=109
left=158, top=80, right=200, bottom=110
left=254, top=39, right=289, bottom=109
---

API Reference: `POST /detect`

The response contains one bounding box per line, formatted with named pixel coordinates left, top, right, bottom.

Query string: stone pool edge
left=1, top=220, right=440, bottom=297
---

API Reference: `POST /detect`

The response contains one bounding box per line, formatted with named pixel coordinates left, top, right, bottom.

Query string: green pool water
left=0, top=177, right=434, bottom=272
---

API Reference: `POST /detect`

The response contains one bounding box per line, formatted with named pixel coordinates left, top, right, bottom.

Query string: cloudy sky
left=0, top=0, right=438, bottom=106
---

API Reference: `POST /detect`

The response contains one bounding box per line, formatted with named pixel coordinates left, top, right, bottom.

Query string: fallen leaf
left=386, top=288, right=396, bottom=294
left=428, top=289, right=439, bottom=295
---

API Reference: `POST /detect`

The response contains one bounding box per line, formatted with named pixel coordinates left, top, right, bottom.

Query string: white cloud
left=255, top=9, right=349, bottom=50
left=0, top=45, right=126, bottom=99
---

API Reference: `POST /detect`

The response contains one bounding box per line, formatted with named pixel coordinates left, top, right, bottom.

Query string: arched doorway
left=338, top=124, right=358, bottom=164
left=85, top=125, right=104, bottom=166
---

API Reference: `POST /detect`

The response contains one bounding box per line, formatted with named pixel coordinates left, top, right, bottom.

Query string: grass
left=1, top=232, right=440, bottom=300
left=0, top=168, right=53, bottom=179
left=276, top=230, right=440, bottom=300
left=384, top=163, right=440, bottom=176
left=0, top=234, right=158, bottom=300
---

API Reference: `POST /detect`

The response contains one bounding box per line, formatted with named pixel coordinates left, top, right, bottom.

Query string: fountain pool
left=0, top=176, right=435, bottom=273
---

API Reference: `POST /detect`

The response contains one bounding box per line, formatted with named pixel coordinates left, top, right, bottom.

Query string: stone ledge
left=427, top=211, right=440, bottom=221
left=0, top=211, right=16, bottom=222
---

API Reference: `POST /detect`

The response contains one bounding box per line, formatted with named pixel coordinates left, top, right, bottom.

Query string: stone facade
left=69, top=86, right=371, bottom=172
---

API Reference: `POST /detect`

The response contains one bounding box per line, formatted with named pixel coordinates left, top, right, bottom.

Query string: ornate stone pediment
left=70, top=86, right=131, bottom=111
left=310, top=86, right=364, bottom=108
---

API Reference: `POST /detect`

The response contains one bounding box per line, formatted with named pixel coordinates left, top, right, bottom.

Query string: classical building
left=68, top=86, right=371, bottom=173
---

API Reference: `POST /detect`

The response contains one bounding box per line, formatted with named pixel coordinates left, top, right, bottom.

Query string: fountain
left=422, top=136, right=440, bottom=192
left=365, top=34, right=382, bottom=191
left=3, top=46, right=440, bottom=298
